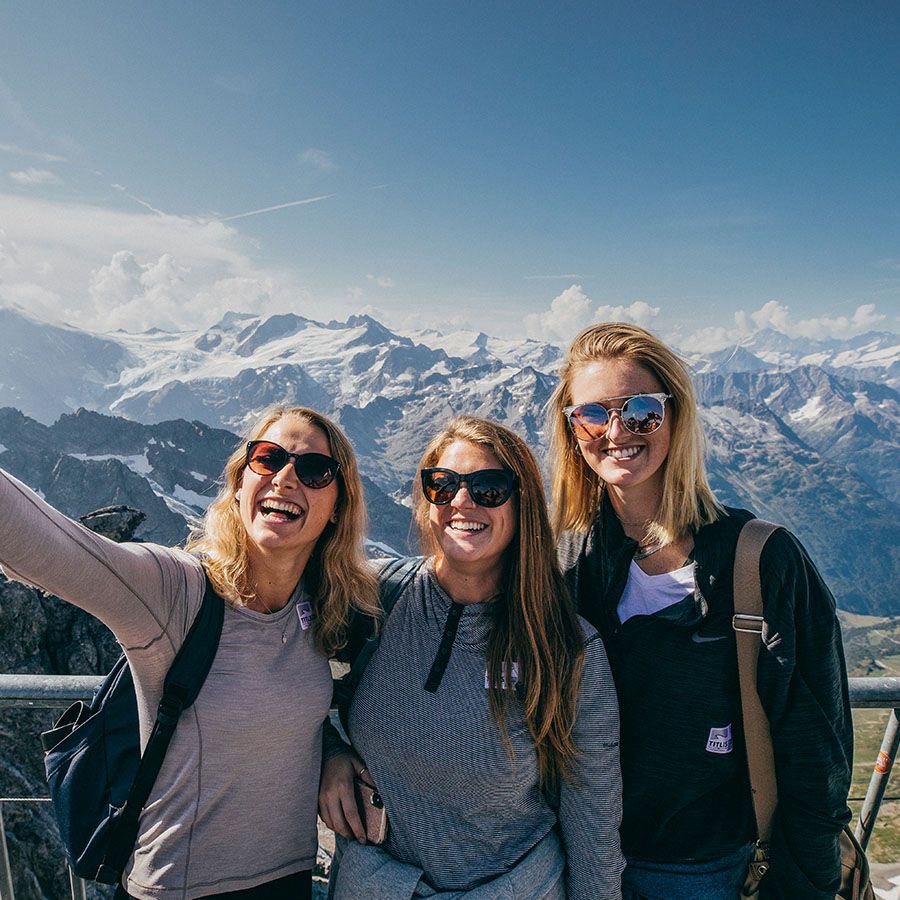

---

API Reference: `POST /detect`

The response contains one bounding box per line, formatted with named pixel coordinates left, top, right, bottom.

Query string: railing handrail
left=2, top=673, right=900, bottom=900
left=3, top=673, right=897, bottom=710
left=0, top=674, right=104, bottom=707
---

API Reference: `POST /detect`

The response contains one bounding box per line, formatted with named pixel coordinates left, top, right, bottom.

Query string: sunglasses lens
left=568, top=403, right=610, bottom=440
left=422, top=469, right=458, bottom=505
left=621, top=395, right=665, bottom=434
left=247, top=443, right=337, bottom=488
left=247, top=441, right=288, bottom=475
left=470, top=471, right=515, bottom=507
left=421, top=469, right=515, bottom=507
left=294, top=453, right=338, bottom=489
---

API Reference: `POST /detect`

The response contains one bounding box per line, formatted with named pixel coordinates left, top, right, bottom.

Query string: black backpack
left=334, top=556, right=423, bottom=733
left=41, top=574, right=224, bottom=887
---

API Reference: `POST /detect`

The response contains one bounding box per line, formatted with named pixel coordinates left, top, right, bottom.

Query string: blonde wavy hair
left=186, top=406, right=379, bottom=655
left=414, top=415, right=585, bottom=789
left=549, top=322, right=721, bottom=544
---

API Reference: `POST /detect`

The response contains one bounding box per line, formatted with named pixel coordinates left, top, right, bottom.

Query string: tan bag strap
left=733, top=518, right=781, bottom=845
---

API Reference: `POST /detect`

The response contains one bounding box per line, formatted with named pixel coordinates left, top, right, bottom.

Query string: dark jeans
left=622, top=845, right=751, bottom=899
left=124, top=869, right=312, bottom=899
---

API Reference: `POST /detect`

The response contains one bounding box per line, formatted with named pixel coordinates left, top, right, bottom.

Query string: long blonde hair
left=186, top=406, right=379, bottom=655
left=414, top=415, right=585, bottom=789
left=549, top=322, right=721, bottom=544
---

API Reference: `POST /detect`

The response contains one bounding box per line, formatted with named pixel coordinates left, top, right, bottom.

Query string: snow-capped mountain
left=0, top=304, right=897, bottom=613
left=0, top=407, right=414, bottom=552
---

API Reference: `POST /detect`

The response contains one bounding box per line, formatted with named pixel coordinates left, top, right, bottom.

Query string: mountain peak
left=234, top=313, right=314, bottom=357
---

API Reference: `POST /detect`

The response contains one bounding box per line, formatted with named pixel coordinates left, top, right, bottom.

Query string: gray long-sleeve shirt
left=329, top=561, right=624, bottom=899
left=0, top=468, right=333, bottom=899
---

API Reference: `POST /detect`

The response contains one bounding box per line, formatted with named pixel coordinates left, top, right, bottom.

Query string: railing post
left=0, top=802, right=16, bottom=900
left=67, top=867, right=87, bottom=900
left=856, top=707, right=900, bottom=850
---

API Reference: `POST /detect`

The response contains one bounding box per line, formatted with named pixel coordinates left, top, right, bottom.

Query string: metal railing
left=2, top=674, right=900, bottom=899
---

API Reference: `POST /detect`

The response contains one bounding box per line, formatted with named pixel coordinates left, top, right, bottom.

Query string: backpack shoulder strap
left=336, top=556, right=424, bottom=732
left=98, top=572, right=224, bottom=882
left=379, top=555, right=424, bottom=612
left=733, top=518, right=781, bottom=848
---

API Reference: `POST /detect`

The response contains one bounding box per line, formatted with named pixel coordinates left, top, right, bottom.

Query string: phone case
left=353, top=773, right=389, bottom=845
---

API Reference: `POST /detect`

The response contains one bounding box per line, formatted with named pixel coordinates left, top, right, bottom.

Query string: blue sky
left=0, top=1, right=898, bottom=348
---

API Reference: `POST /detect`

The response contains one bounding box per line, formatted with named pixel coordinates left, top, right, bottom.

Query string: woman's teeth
left=260, top=500, right=303, bottom=521
left=605, top=446, right=643, bottom=460
left=450, top=521, right=486, bottom=532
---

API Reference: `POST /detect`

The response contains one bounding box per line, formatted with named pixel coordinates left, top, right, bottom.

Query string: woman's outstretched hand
left=319, top=751, right=371, bottom=843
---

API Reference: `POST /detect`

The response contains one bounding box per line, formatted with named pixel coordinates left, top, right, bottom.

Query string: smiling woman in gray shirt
left=320, top=416, right=624, bottom=900
left=0, top=406, right=378, bottom=900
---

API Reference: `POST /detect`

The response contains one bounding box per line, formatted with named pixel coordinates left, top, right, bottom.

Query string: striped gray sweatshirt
left=326, top=560, right=624, bottom=898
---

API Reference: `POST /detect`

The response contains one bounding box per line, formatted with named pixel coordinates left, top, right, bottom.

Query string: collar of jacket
left=581, top=492, right=754, bottom=633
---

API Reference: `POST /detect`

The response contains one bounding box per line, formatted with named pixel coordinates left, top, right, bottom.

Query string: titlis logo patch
left=706, top=724, right=733, bottom=754
left=297, top=601, right=314, bottom=631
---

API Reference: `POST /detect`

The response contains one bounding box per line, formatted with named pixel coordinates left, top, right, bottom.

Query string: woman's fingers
left=318, top=753, right=368, bottom=843
left=341, top=780, right=367, bottom=844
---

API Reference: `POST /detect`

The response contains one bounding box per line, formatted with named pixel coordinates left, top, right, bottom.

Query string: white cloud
left=88, top=251, right=195, bottom=330
left=676, top=301, right=892, bottom=352
left=0, top=143, right=66, bottom=163
left=594, top=301, right=660, bottom=329
left=750, top=300, right=887, bottom=340
left=356, top=303, right=386, bottom=319
left=9, top=167, right=61, bottom=185
left=298, top=148, right=336, bottom=173
left=0, top=192, right=312, bottom=332
left=672, top=323, right=747, bottom=354
left=366, top=274, right=395, bottom=289
left=524, top=288, right=661, bottom=344
left=524, top=284, right=593, bottom=343
left=397, top=310, right=474, bottom=333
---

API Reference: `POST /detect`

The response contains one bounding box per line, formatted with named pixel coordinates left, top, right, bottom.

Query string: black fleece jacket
left=557, top=495, right=853, bottom=899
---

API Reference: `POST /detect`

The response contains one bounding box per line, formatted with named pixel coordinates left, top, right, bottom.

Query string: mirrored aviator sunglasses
left=563, top=392, right=672, bottom=441
left=421, top=467, right=518, bottom=508
left=245, top=440, right=340, bottom=489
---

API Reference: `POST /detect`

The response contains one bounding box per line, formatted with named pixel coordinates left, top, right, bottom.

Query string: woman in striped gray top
left=319, top=415, right=624, bottom=899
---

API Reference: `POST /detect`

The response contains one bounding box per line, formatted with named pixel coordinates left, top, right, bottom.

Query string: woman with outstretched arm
left=0, top=406, right=378, bottom=900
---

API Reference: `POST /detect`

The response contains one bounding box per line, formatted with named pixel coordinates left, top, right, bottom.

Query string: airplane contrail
left=221, top=194, right=335, bottom=221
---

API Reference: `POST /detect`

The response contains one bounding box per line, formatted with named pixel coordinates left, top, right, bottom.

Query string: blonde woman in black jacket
left=549, top=322, right=852, bottom=900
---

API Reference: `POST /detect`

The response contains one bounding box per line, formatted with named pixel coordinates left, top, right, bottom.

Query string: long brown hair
left=414, top=415, right=585, bottom=789
left=186, top=406, right=379, bottom=655
left=549, top=322, right=721, bottom=544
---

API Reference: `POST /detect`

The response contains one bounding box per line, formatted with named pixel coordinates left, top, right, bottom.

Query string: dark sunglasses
left=421, top=467, right=518, bottom=508
left=245, top=440, right=340, bottom=489
left=562, top=393, right=672, bottom=441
